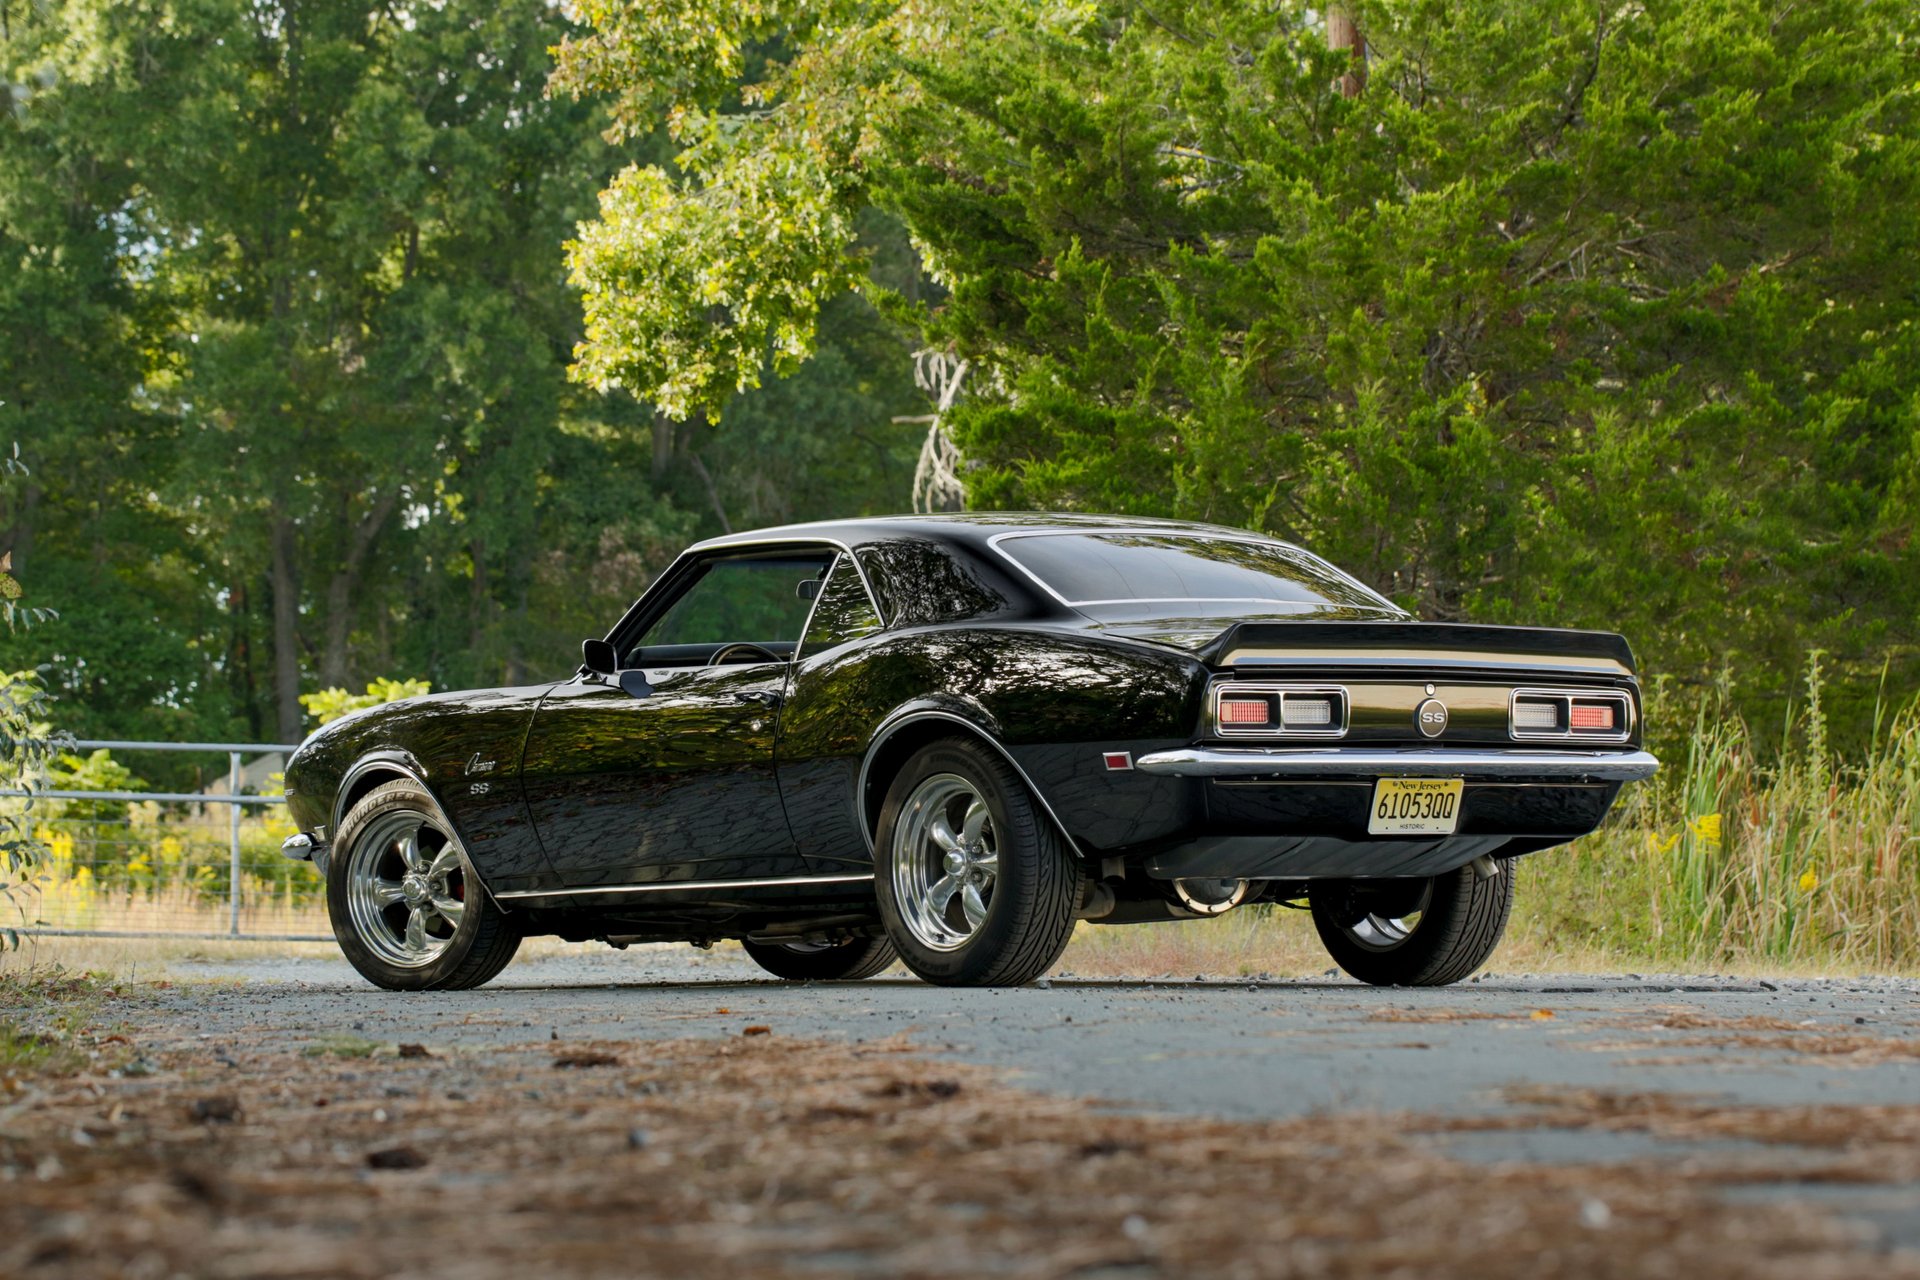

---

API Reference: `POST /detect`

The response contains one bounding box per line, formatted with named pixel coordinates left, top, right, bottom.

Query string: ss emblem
left=1415, top=698, right=1449, bottom=738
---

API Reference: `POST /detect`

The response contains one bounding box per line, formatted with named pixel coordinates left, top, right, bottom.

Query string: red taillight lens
left=1220, top=697, right=1272, bottom=726
left=1570, top=703, right=1616, bottom=731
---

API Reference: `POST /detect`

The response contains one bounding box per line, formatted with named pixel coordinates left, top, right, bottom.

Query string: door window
left=638, top=551, right=834, bottom=651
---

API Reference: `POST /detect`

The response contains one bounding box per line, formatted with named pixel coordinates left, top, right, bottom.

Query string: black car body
left=283, top=514, right=1656, bottom=990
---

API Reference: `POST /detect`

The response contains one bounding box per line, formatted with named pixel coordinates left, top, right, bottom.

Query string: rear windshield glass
left=997, top=533, right=1389, bottom=609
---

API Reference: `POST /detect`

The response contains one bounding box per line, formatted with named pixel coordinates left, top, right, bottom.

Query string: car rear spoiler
left=1199, top=621, right=1638, bottom=678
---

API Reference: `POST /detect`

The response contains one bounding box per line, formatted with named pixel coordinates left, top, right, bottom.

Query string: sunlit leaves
left=567, top=134, right=862, bottom=420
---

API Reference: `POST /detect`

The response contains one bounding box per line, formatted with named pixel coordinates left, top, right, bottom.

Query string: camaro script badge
left=1415, top=698, right=1449, bottom=738
left=465, top=753, right=498, bottom=776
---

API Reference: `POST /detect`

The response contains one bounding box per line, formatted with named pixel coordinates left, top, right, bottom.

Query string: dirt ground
left=3, top=952, right=1919, bottom=1278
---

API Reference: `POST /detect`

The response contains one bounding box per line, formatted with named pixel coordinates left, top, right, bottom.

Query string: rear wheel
left=328, top=778, right=522, bottom=991
left=875, top=737, right=1080, bottom=987
left=1309, top=861, right=1513, bottom=987
left=740, top=936, right=897, bottom=981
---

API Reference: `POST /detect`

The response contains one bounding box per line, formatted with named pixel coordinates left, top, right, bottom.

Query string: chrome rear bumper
left=1133, top=747, right=1659, bottom=782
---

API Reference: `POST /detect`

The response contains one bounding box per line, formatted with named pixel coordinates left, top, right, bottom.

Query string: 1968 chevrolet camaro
left=282, top=514, right=1658, bottom=991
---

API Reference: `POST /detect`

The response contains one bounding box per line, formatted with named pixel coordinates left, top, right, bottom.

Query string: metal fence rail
left=2, top=738, right=332, bottom=942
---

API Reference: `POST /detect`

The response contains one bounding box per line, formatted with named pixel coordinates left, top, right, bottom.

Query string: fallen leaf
left=742, top=1025, right=772, bottom=1037
left=366, top=1146, right=428, bottom=1171
left=553, top=1052, right=621, bottom=1069
left=1531, top=1009, right=1556, bottom=1021
left=187, top=1096, right=242, bottom=1124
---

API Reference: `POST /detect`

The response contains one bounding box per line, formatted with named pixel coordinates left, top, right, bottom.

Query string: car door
left=518, top=546, right=835, bottom=888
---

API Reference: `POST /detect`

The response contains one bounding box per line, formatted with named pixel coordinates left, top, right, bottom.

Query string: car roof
left=690, top=512, right=1291, bottom=556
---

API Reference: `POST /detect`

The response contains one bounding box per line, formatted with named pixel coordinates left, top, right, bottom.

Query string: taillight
left=1510, top=689, right=1631, bottom=741
left=1220, top=696, right=1273, bottom=727
left=1511, top=699, right=1561, bottom=731
left=1213, top=684, right=1347, bottom=738
left=1280, top=697, right=1334, bottom=728
left=1569, top=702, right=1616, bottom=731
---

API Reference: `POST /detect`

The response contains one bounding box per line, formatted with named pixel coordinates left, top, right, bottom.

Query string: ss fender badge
left=1415, top=698, right=1449, bottom=738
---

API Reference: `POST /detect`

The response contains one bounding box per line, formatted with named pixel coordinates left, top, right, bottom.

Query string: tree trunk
left=318, top=490, right=401, bottom=689
left=4, top=482, right=39, bottom=575
left=1327, top=7, right=1367, bottom=98
left=270, top=514, right=305, bottom=743
left=651, top=413, right=674, bottom=481
left=469, top=531, right=491, bottom=671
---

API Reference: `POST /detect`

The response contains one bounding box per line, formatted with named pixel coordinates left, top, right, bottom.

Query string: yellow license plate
left=1368, top=777, right=1464, bottom=835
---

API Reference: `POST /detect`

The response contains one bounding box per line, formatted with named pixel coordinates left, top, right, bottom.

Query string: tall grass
left=1516, top=657, right=1920, bottom=971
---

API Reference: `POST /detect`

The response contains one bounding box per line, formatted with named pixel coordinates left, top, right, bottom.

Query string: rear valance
left=1201, top=622, right=1637, bottom=678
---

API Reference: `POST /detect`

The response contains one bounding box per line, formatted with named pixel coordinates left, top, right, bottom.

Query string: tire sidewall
left=327, top=779, right=491, bottom=992
left=1309, top=865, right=1510, bottom=987
left=874, top=739, right=1045, bottom=984
left=740, top=936, right=895, bottom=981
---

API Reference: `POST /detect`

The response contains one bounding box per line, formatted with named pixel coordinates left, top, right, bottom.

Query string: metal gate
left=2, top=739, right=330, bottom=942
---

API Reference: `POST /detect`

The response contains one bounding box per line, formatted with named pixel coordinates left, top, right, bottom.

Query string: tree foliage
left=0, top=0, right=924, bottom=765
left=557, top=0, right=1920, bottom=740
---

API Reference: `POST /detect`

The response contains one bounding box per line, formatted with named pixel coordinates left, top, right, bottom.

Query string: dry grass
left=3, top=998, right=1918, bottom=1279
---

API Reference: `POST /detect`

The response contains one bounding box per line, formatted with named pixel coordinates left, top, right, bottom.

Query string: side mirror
left=582, top=638, right=618, bottom=676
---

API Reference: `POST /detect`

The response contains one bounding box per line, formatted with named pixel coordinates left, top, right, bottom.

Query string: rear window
left=996, top=533, right=1389, bottom=610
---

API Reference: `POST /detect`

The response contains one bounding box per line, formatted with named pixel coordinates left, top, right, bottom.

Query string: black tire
left=874, top=736, right=1080, bottom=987
left=1309, top=861, right=1514, bottom=987
left=740, top=936, right=898, bottom=981
left=327, top=777, right=522, bottom=991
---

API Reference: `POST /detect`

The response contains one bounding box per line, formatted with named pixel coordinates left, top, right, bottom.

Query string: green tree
left=557, top=0, right=1920, bottom=741
left=2, top=0, right=924, bottom=753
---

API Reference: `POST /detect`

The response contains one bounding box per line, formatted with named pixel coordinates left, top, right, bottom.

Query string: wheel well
left=334, top=765, right=415, bottom=829
left=860, top=719, right=1083, bottom=861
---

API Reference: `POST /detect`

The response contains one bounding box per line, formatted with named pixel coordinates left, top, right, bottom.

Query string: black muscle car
left=281, top=514, right=1658, bottom=991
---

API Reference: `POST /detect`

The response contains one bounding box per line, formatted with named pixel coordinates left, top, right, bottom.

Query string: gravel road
left=131, top=945, right=1920, bottom=1257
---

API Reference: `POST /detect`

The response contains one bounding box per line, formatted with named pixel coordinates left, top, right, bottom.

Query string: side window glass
left=800, top=556, right=884, bottom=656
left=639, top=552, right=834, bottom=650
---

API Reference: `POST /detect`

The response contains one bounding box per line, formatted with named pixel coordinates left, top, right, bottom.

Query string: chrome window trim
left=985, top=528, right=1398, bottom=613
left=1210, top=681, right=1351, bottom=739
left=495, top=873, right=876, bottom=902
left=609, top=537, right=890, bottom=663
left=1507, top=687, right=1635, bottom=743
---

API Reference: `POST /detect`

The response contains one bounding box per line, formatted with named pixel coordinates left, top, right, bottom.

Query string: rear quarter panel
left=781, top=625, right=1206, bottom=867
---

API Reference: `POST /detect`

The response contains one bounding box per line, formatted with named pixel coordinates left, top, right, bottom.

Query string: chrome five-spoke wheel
left=874, top=737, right=1079, bottom=987
left=892, top=773, right=1000, bottom=952
left=327, top=776, right=521, bottom=991
left=345, top=809, right=470, bottom=968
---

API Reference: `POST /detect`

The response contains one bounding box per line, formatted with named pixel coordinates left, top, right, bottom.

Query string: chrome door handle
left=735, top=690, right=784, bottom=708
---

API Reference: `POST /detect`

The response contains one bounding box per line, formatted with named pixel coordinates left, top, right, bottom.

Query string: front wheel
left=740, top=936, right=897, bottom=981
left=875, top=737, right=1080, bottom=987
left=328, top=778, right=522, bottom=991
left=1309, top=861, right=1513, bottom=987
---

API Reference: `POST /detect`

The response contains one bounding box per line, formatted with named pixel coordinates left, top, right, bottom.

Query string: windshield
left=995, top=532, right=1392, bottom=611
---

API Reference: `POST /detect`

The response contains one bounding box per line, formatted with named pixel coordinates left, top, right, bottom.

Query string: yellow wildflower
left=1798, top=869, right=1819, bottom=894
left=1688, top=813, right=1723, bottom=844
left=1647, top=832, right=1680, bottom=855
